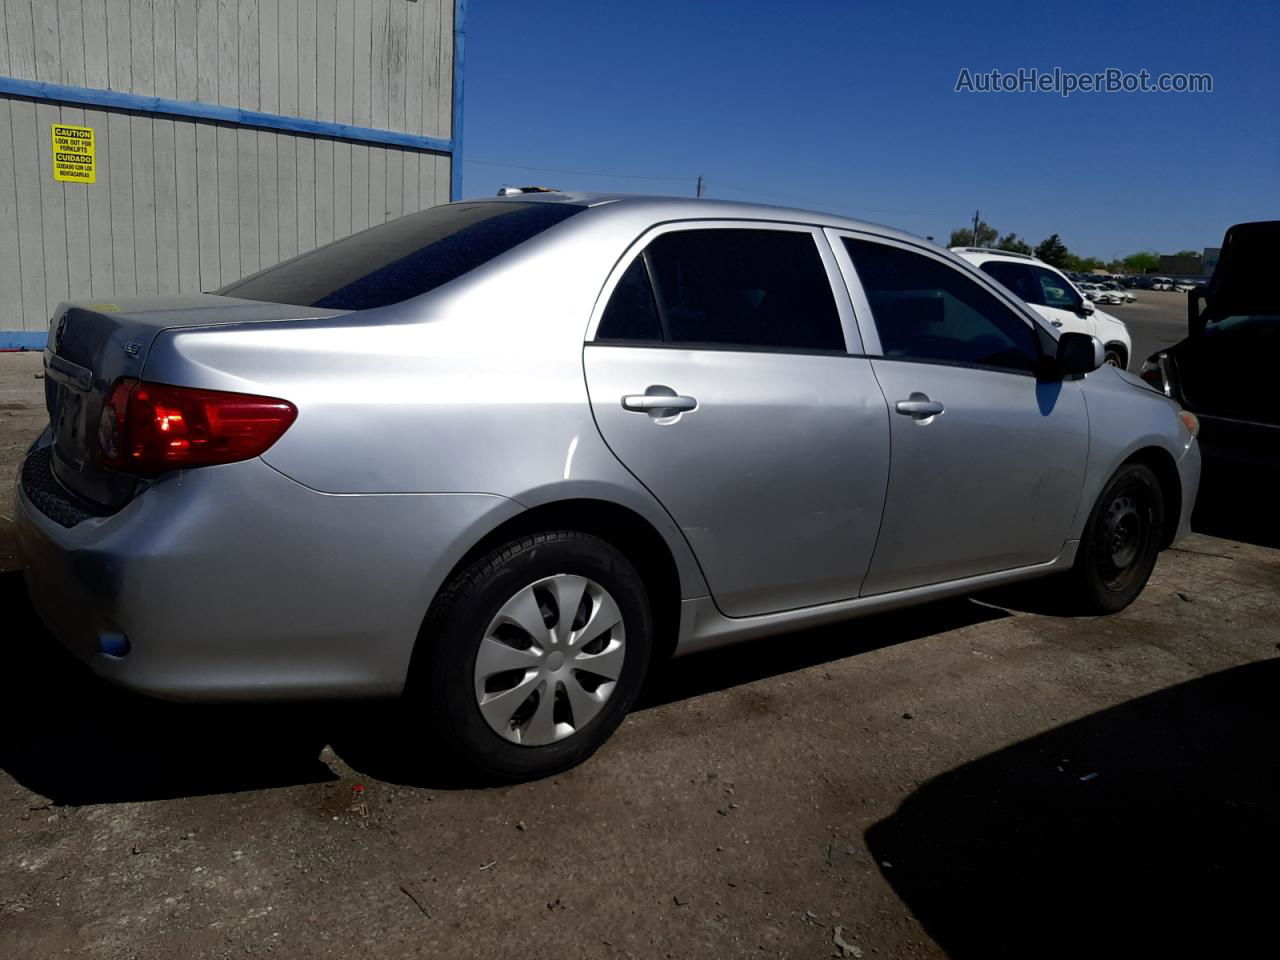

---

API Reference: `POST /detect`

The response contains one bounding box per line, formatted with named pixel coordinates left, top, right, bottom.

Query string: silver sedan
left=15, top=193, right=1200, bottom=780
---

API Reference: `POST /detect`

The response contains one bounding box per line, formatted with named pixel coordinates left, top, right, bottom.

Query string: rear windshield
left=218, top=201, right=584, bottom=310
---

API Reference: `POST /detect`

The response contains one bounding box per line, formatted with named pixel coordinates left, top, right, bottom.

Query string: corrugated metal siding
left=0, top=0, right=454, bottom=332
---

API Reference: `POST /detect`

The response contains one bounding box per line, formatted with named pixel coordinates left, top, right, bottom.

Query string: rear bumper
left=15, top=440, right=521, bottom=701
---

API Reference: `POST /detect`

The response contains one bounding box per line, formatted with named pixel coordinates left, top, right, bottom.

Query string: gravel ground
left=1, top=333, right=1276, bottom=959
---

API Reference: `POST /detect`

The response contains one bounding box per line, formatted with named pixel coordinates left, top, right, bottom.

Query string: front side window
left=980, top=261, right=1082, bottom=311
left=600, top=228, right=844, bottom=351
left=844, top=239, right=1040, bottom=373
left=219, top=201, right=585, bottom=310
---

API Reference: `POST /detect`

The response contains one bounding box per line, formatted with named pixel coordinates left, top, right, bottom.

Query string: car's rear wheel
left=410, top=531, right=652, bottom=781
left=1064, top=462, right=1164, bottom=614
left=1103, top=347, right=1126, bottom=369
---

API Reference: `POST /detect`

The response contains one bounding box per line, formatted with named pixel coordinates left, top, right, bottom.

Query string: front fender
left=1074, top=366, right=1199, bottom=542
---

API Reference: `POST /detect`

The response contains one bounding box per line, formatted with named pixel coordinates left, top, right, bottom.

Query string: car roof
left=466, top=191, right=940, bottom=249
left=948, top=246, right=1059, bottom=270
left=454, top=192, right=1055, bottom=336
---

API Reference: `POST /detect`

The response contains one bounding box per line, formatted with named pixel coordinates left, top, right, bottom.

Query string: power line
left=465, top=157, right=967, bottom=218
left=465, top=157, right=693, bottom=182
left=709, top=178, right=967, bottom=219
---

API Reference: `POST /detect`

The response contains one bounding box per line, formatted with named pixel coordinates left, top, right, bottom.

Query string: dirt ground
left=2, top=319, right=1277, bottom=959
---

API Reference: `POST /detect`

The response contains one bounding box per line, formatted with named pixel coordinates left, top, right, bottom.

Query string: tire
left=1103, top=348, right=1126, bottom=369
left=1064, top=463, right=1164, bottom=614
left=409, top=531, right=652, bottom=782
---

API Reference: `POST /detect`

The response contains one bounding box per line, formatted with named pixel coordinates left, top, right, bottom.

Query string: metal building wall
left=0, top=0, right=461, bottom=343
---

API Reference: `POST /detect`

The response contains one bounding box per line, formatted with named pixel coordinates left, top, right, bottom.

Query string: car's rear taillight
left=97, top=379, right=297, bottom=476
left=1139, top=356, right=1169, bottom=395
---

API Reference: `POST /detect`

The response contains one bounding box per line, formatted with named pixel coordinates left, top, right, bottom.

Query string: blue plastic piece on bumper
left=98, top=632, right=131, bottom=658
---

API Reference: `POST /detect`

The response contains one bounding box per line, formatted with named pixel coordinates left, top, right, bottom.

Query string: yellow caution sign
left=51, top=123, right=96, bottom=183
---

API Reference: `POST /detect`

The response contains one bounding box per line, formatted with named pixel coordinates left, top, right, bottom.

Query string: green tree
left=949, top=220, right=998, bottom=248
left=1122, top=251, right=1160, bottom=273
left=996, top=232, right=1032, bottom=254
left=1065, top=255, right=1105, bottom=273
left=1174, top=250, right=1201, bottom=259
left=1034, top=233, right=1070, bottom=268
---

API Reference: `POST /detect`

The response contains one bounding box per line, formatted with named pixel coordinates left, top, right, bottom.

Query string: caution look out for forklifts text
left=51, top=124, right=95, bottom=183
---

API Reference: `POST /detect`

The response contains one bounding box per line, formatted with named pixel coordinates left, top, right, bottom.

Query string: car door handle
left=622, top=393, right=697, bottom=412
left=895, top=397, right=944, bottom=418
left=1051, top=319, right=1064, bottom=327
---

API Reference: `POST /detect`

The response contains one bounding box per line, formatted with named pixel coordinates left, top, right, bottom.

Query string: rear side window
left=596, top=228, right=843, bottom=351
left=218, top=201, right=585, bottom=310
left=597, top=256, right=663, bottom=342
left=844, top=239, right=1040, bottom=373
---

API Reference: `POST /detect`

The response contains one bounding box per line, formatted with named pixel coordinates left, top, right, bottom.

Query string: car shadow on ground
left=0, top=570, right=345, bottom=805
left=865, top=659, right=1279, bottom=960
left=0, top=566, right=1007, bottom=802
left=636, top=597, right=1008, bottom=710
left=343, top=596, right=1010, bottom=788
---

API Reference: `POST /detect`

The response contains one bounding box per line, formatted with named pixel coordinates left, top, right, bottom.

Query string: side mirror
left=1056, top=332, right=1104, bottom=377
left=1078, top=299, right=1095, bottom=316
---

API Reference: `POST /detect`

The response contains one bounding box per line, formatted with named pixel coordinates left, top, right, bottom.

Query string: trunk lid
left=43, top=294, right=347, bottom=509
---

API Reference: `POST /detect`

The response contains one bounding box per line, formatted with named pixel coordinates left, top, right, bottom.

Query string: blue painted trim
left=451, top=0, right=467, bottom=201
left=0, top=331, right=47, bottom=350
left=0, top=76, right=455, bottom=156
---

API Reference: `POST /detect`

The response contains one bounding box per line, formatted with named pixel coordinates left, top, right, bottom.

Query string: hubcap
left=473, top=574, right=626, bottom=747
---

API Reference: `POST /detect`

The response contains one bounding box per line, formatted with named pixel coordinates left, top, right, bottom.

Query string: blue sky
left=459, top=0, right=1277, bottom=260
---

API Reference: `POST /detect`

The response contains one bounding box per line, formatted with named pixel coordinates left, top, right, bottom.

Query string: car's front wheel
left=1063, top=462, right=1164, bottom=614
left=410, top=531, right=653, bottom=781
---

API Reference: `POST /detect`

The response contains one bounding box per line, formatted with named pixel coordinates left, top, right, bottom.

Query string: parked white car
left=1078, top=283, right=1113, bottom=304
left=1102, top=281, right=1136, bottom=303
left=1173, top=279, right=1201, bottom=293
left=1082, top=282, right=1126, bottom=305
left=1151, top=277, right=1175, bottom=291
left=952, top=249, right=1133, bottom=368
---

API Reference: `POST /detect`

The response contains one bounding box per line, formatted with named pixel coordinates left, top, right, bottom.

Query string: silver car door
left=584, top=222, right=891, bottom=618
left=830, top=231, right=1090, bottom=596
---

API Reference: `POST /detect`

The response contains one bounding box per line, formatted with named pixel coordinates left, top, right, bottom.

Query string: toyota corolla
left=15, top=193, right=1200, bottom=780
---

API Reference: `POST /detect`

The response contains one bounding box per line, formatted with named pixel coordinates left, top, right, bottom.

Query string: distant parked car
left=1151, top=277, right=1175, bottom=291
left=1141, top=220, right=1279, bottom=472
left=951, top=249, right=1133, bottom=367
left=17, top=194, right=1199, bottom=780
left=1079, top=282, right=1123, bottom=306
left=1104, top=282, right=1137, bottom=303
left=1173, top=278, right=1202, bottom=293
left=1077, top=282, right=1104, bottom=301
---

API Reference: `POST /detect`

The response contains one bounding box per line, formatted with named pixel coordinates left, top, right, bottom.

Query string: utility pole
left=696, top=175, right=704, bottom=198
left=971, top=209, right=980, bottom=246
